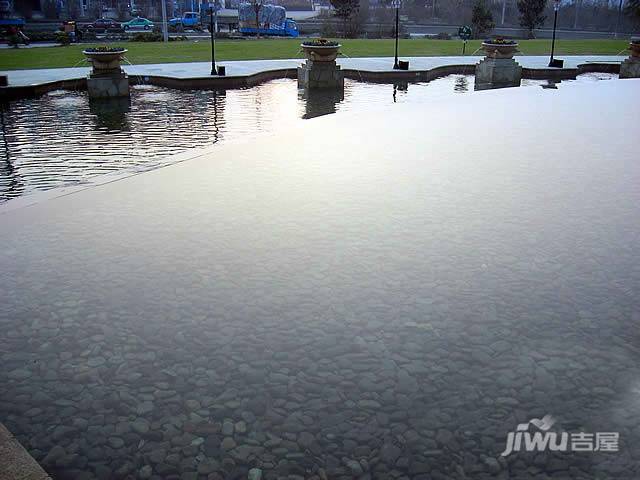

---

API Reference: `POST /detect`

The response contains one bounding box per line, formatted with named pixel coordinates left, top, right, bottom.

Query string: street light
left=548, top=0, right=563, bottom=68
left=392, top=0, right=401, bottom=69
left=161, top=0, right=168, bottom=43
left=614, top=0, right=624, bottom=39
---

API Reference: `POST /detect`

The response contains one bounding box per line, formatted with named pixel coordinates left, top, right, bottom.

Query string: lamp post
left=614, top=0, right=624, bottom=39
left=392, top=0, right=401, bottom=69
left=548, top=0, right=560, bottom=67
left=161, top=0, right=168, bottom=43
left=209, top=3, right=217, bottom=75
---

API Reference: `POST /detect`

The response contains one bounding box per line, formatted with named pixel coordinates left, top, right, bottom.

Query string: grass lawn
left=0, top=38, right=629, bottom=71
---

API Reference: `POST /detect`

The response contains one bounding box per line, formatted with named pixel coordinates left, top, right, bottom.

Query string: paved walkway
left=0, top=424, right=51, bottom=480
left=1, top=55, right=625, bottom=87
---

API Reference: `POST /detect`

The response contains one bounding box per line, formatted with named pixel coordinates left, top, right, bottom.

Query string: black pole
left=549, top=7, right=558, bottom=67
left=393, top=6, right=399, bottom=69
left=614, top=0, right=623, bottom=39
left=210, top=7, right=216, bottom=75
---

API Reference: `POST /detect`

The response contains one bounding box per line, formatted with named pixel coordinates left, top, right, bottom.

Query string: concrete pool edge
left=0, top=423, right=52, bottom=480
left=0, top=60, right=622, bottom=99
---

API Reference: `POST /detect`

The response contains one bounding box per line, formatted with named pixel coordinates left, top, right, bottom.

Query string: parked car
left=84, top=18, right=122, bottom=32
left=122, top=17, right=154, bottom=31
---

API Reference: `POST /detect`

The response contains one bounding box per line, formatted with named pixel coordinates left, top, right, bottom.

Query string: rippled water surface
left=0, top=73, right=615, bottom=203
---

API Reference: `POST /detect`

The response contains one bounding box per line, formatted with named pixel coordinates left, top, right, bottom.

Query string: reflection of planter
left=301, top=44, right=341, bottom=62
left=630, top=40, right=640, bottom=58
left=481, top=42, right=518, bottom=59
left=83, top=49, right=128, bottom=75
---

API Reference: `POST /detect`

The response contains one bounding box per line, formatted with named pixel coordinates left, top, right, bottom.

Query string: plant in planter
left=83, top=46, right=127, bottom=53
left=301, top=38, right=341, bottom=62
left=82, top=47, right=128, bottom=75
left=481, top=37, right=519, bottom=59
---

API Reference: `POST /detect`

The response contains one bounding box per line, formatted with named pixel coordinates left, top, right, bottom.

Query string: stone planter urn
left=82, top=48, right=130, bottom=98
left=481, top=41, right=519, bottom=59
left=301, top=43, right=341, bottom=62
left=475, top=40, right=521, bottom=90
left=83, top=49, right=128, bottom=75
left=620, top=38, right=640, bottom=79
left=298, top=41, right=344, bottom=90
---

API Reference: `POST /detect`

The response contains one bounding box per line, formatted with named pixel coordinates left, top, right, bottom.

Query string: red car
left=84, top=18, right=122, bottom=32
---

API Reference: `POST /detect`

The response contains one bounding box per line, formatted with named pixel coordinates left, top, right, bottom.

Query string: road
left=406, top=24, right=630, bottom=39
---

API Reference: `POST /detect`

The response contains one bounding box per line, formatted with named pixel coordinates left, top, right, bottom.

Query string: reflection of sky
left=0, top=73, right=617, bottom=203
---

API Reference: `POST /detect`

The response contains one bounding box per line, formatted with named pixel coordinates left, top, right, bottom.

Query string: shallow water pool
left=0, top=73, right=616, bottom=203
left=1, top=77, right=638, bottom=480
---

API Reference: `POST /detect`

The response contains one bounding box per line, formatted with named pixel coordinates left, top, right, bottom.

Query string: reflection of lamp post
left=392, top=0, right=401, bottom=69
left=209, top=3, right=217, bottom=75
left=548, top=0, right=561, bottom=67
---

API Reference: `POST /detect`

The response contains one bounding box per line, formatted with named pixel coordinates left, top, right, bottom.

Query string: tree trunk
left=255, top=6, right=261, bottom=38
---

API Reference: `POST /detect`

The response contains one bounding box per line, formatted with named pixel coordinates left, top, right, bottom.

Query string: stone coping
left=0, top=60, right=622, bottom=100
left=0, top=424, right=52, bottom=480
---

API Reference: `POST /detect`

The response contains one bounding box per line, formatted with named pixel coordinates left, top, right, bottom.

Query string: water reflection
left=392, top=81, right=409, bottom=103
left=0, top=74, right=617, bottom=203
left=474, top=81, right=520, bottom=91
left=454, top=76, right=469, bottom=92
left=0, top=105, right=24, bottom=199
left=299, top=89, right=344, bottom=119
left=541, top=79, right=560, bottom=89
left=89, top=98, right=131, bottom=132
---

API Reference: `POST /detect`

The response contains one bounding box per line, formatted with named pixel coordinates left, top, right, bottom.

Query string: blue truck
left=0, top=0, right=25, bottom=31
left=238, top=3, right=298, bottom=37
left=168, top=11, right=202, bottom=29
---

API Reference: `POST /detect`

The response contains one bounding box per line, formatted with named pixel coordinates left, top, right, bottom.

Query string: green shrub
left=320, top=18, right=337, bottom=37
left=105, top=33, right=129, bottom=41
left=129, top=32, right=189, bottom=42
left=82, top=31, right=98, bottom=41
left=7, top=33, right=20, bottom=47
left=55, top=31, right=71, bottom=45
left=472, top=0, right=495, bottom=38
left=23, top=31, right=57, bottom=42
left=130, top=32, right=162, bottom=42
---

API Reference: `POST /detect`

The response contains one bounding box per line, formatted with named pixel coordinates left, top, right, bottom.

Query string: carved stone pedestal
left=619, top=57, right=640, bottom=79
left=475, top=58, right=522, bottom=91
left=297, top=60, right=344, bottom=90
left=87, top=72, right=130, bottom=98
